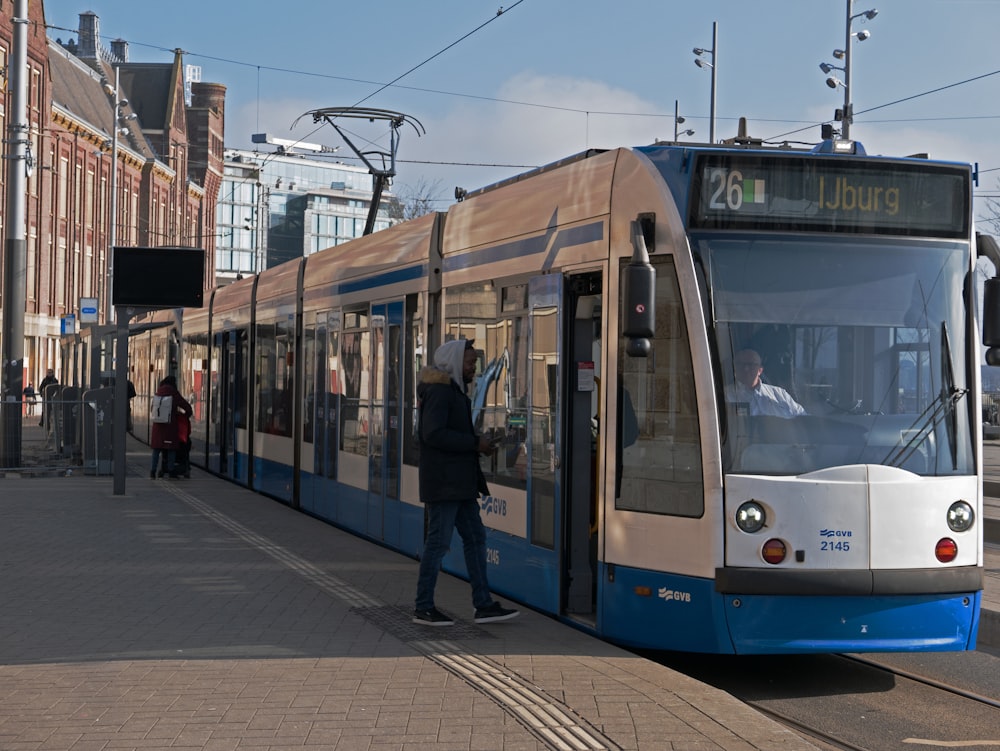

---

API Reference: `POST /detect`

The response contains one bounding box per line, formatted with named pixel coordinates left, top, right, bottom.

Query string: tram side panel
left=181, top=299, right=212, bottom=471
left=205, top=276, right=256, bottom=484
left=300, top=213, right=442, bottom=556
left=439, top=150, right=621, bottom=617
left=250, top=260, right=304, bottom=504
left=595, top=149, right=733, bottom=652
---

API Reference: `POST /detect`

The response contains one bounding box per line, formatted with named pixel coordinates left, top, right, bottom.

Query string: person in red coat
left=150, top=375, right=192, bottom=479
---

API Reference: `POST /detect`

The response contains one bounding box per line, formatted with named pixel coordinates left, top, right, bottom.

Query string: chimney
left=77, top=11, right=99, bottom=59
left=192, top=82, right=227, bottom=115
left=110, top=38, right=129, bottom=63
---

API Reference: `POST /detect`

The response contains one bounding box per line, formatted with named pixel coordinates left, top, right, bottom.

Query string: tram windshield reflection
left=699, top=235, right=975, bottom=477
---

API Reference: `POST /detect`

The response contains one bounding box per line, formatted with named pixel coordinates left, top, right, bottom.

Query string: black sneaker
left=474, top=602, right=519, bottom=624
left=412, top=607, right=454, bottom=626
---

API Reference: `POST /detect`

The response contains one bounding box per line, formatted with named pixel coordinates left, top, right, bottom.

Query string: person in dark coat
left=412, top=338, right=519, bottom=626
left=37, top=368, right=58, bottom=427
left=150, top=375, right=192, bottom=478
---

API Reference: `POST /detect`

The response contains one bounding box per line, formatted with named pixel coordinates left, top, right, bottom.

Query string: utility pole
left=1, top=0, right=30, bottom=468
left=842, top=0, right=855, bottom=140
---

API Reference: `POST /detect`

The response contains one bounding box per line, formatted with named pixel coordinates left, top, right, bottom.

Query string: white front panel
left=868, top=468, right=980, bottom=568
left=724, top=464, right=982, bottom=570
left=725, top=469, right=870, bottom=569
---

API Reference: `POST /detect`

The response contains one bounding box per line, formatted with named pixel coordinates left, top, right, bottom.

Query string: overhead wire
left=44, top=18, right=1000, bottom=175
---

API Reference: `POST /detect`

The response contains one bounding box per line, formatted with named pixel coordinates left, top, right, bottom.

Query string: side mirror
left=978, top=234, right=1000, bottom=364
left=622, top=217, right=655, bottom=357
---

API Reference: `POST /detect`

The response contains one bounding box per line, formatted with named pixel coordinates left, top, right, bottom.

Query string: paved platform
left=976, top=440, right=1000, bottom=650
left=0, top=433, right=996, bottom=751
left=0, top=437, right=819, bottom=751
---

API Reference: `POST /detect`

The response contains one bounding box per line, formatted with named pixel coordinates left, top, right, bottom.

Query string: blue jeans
left=415, top=499, right=492, bottom=611
left=150, top=448, right=175, bottom=476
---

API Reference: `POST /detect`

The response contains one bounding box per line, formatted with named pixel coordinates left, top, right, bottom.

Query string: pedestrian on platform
left=38, top=368, right=58, bottom=428
left=149, top=375, right=192, bottom=479
left=413, top=338, right=519, bottom=626
left=22, top=383, right=36, bottom=416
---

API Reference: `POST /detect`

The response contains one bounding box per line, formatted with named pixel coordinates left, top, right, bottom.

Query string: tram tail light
left=934, top=538, right=958, bottom=563
left=761, top=538, right=787, bottom=565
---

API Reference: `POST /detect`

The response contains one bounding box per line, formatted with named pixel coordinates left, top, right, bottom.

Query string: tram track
left=745, top=653, right=1000, bottom=751
left=653, top=649, right=1000, bottom=751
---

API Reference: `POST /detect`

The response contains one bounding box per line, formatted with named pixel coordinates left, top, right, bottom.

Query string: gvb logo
left=480, top=495, right=508, bottom=517
left=658, top=588, right=692, bottom=603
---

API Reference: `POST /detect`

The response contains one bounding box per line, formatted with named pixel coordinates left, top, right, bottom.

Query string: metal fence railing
left=1, top=393, right=114, bottom=475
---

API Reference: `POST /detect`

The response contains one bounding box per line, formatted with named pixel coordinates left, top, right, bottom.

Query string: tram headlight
left=946, top=501, right=975, bottom=533
left=735, top=501, right=766, bottom=533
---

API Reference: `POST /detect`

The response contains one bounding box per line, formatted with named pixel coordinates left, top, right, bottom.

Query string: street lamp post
left=821, top=2, right=877, bottom=139
left=673, top=100, right=695, bottom=142
left=104, top=65, right=136, bottom=321
left=693, top=22, right=718, bottom=144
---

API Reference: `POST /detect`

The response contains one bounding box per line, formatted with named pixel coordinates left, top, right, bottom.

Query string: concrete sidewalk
left=0, top=444, right=819, bottom=751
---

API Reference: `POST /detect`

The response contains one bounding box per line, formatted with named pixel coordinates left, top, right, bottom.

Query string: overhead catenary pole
left=107, top=64, right=120, bottom=321
left=842, top=0, right=854, bottom=139
left=1, top=0, right=30, bottom=468
left=709, top=21, right=718, bottom=145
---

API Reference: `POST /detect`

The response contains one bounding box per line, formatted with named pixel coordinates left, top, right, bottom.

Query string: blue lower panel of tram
left=723, top=591, right=980, bottom=654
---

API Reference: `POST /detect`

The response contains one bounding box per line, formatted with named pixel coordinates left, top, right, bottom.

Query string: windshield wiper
left=884, top=323, right=967, bottom=469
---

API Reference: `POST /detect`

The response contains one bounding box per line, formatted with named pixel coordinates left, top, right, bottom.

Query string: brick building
left=0, top=5, right=224, bottom=389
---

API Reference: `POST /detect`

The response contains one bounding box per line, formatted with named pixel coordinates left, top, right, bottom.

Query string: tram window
left=326, top=317, right=340, bottom=479
left=403, top=293, right=423, bottom=468
left=340, top=328, right=370, bottom=456
left=443, top=282, right=528, bottom=493
left=183, top=333, right=209, bottom=438
left=617, top=256, right=704, bottom=517
left=235, top=328, right=249, bottom=431
left=302, top=320, right=317, bottom=444
left=255, top=319, right=294, bottom=437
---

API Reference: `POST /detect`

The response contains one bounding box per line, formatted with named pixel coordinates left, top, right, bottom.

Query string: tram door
left=367, top=301, right=404, bottom=545
left=524, top=273, right=595, bottom=616
left=564, top=274, right=602, bottom=619
left=214, top=328, right=248, bottom=483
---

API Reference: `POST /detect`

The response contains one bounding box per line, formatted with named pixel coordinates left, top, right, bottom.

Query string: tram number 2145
left=486, top=548, right=501, bottom=565
left=820, top=540, right=851, bottom=552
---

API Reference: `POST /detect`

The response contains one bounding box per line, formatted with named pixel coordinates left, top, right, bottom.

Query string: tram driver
left=728, top=348, right=805, bottom=419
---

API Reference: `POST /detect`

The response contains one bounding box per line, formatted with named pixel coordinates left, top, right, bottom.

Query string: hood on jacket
left=430, top=338, right=469, bottom=389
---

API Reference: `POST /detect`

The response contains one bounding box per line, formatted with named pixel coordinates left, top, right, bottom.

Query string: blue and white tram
left=169, top=138, right=986, bottom=654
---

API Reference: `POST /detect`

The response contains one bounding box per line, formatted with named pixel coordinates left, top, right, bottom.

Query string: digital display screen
left=688, top=154, right=970, bottom=237
left=113, top=246, right=205, bottom=309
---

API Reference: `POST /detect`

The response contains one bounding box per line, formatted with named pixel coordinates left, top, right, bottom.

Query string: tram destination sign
left=688, top=154, right=970, bottom=238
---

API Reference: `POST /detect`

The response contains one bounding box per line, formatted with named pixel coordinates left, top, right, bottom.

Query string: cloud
left=391, top=72, right=671, bottom=195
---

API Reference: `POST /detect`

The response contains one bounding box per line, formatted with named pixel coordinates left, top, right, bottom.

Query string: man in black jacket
left=37, top=368, right=58, bottom=428
left=413, top=338, right=519, bottom=626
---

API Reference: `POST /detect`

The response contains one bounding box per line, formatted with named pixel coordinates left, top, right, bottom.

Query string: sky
left=48, top=0, right=1000, bottom=222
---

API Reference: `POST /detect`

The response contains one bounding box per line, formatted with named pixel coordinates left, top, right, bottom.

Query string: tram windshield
left=698, top=235, right=974, bottom=477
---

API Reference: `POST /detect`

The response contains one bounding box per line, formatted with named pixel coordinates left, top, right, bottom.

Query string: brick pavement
left=0, top=447, right=819, bottom=751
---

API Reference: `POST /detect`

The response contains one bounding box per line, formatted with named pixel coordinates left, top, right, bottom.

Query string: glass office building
left=216, top=149, right=394, bottom=284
